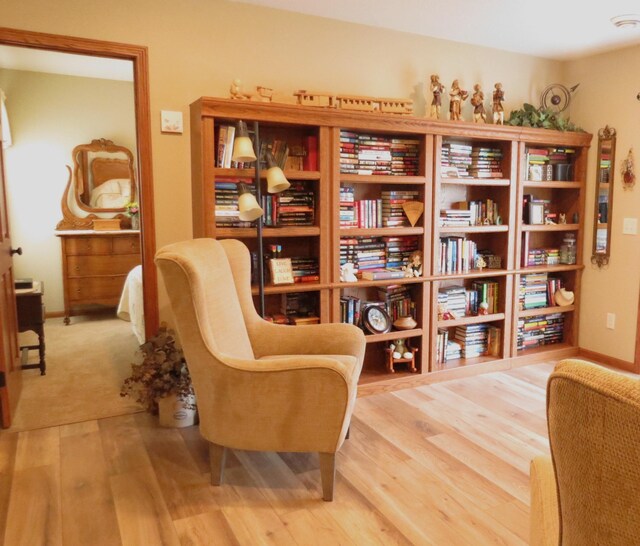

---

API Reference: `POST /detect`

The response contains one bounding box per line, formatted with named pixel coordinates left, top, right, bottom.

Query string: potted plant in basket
left=120, top=323, right=196, bottom=427
left=124, top=200, right=140, bottom=230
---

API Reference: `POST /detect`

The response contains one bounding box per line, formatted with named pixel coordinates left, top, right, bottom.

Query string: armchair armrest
left=249, top=320, right=366, bottom=361
left=530, top=455, right=560, bottom=546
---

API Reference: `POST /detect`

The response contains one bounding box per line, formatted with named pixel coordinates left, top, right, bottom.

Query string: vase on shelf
left=130, top=214, right=140, bottom=230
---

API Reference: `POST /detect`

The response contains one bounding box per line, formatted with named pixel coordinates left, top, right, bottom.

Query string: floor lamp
left=233, top=120, right=290, bottom=317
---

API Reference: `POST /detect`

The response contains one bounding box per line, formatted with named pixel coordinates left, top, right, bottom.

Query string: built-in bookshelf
left=191, top=98, right=591, bottom=395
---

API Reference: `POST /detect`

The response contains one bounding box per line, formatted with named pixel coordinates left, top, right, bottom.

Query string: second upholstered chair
left=155, top=238, right=365, bottom=501
left=530, top=359, right=640, bottom=545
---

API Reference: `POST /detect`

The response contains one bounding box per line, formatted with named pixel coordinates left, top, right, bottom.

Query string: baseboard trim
left=578, top=348, right=638, bottom=374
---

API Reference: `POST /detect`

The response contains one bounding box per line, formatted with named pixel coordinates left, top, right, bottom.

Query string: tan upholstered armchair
left=155, top=238, right=365, bottom=501
left=530, top=359, right=640, bottom=545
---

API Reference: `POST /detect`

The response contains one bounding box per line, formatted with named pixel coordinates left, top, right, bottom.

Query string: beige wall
left=565, top=45, right=640, bottom=363
left=0, top=68, right=136, bottom=312
left=2, top=0, right=564, bottom=320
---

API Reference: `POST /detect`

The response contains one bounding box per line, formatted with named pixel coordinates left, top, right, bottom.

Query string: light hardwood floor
left=0, top=362, right=555, bottom=545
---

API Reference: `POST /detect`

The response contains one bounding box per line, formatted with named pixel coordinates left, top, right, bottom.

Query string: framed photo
left=528, top=202, right=545, bottom=225
left=362, top=305, right=392, bottom=335
left=269, top=258, right=294, bottom=285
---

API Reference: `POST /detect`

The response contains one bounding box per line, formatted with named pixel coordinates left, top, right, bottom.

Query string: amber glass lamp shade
left=231, top=120, right=257, bottom=163
left=237, top=183, right=263, bottom=221
left=265, top=151, right=290, bottom=193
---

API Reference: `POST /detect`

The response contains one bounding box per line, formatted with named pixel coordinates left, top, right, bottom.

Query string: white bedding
left=117, top=265, right=145, bottom=345
left=90, top=178, right=131, bottom=208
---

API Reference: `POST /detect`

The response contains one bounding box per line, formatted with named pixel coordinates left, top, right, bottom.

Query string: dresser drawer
left=64, top=236, right=113, bottom=256
left=67, top=276, right=127, bottom=304
left=112, top=235, right=141, bottom=255
left=67, top=254, right=141, bottom=277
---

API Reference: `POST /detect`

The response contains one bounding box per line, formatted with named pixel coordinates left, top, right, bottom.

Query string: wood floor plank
left=14, top=427, right=59, bottom=471
left=110, top=465, right=181, bottom=546
left=487, top=500, right=530, bottom=543
left=60, top=428, right=122, bottom=545
left=99, top=414, right=153, bottom=476
left=0, top=431, right=18, bottom=537
left=173, top=510, right=240, bottom=546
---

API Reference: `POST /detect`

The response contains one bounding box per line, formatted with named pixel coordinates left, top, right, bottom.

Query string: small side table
left=16, top=281, right=46, bottom=375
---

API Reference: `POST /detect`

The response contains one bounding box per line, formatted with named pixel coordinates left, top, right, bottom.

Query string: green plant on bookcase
left=507, top=103, right=582, bottom=132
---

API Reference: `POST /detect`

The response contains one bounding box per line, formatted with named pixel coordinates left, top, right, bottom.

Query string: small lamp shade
left=237, top=183, right=263, bottom=221
left=232, top=120, right=257, bottom=163
left=266, top=151, right=290, bottom=193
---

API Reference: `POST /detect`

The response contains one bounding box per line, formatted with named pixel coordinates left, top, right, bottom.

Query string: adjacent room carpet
left=10, top=315, right=143, bottom=432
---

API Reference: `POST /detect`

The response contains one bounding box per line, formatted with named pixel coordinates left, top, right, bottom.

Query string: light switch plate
left=622, top=217, right=638, bottom=235
left=161, top=110, right=183, bottom=134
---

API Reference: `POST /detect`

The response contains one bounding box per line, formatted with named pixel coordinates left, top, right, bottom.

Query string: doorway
left=0, top=27, right=158, bottom=429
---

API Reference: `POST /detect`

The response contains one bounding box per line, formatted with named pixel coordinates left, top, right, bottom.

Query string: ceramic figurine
left=449, top=80, right=468, bottom=121
left=230, top=79, right=253, bottom=100
left=478, top=302, right=489, bottom=315
left=471, top=84, right=486, bottom=123
left=403, top=250, right=423, bottom=277
left=475, top=255, right=487, bottom=270
left=429, top=74, right=445, bottom=119
left=559, top=213, right=567, bottom=224
left=493, top=83, right=505, bottom=124
left=340, top=262, right=358, bottom=282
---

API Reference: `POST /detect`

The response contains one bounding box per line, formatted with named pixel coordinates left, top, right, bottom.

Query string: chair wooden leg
left=209, top=443, right=226, bottom=486
left=345, top=426, right=350, bottom=439
left=319, top=452, right=336, bottom=502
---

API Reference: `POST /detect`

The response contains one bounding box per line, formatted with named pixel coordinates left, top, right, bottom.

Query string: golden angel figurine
left=428, top=74, right=445, bottom=119
left=449, top=80, right=468, bottom=121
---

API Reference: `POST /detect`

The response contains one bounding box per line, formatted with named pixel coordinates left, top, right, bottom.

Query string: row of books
left=264, top=292, right=320, bottom=325
left=262, top=183, right=315, bottom=226
left=517, top=313, right=564, bottom=350
left=441, top=142, right=504, bottom=178
left=339, top=131, right=420, bottom=176
left=438, top=280, right=499, bottom=317
left=525, top=147, right=575, bottom=181
left=522, top=232, right=560, bottom=267
left=440, top=199, right=500, bottom=227
left=340, top=187, right=420, bottom=228
left=438, top=236, right=481, bottom=275
left=340, top=236, right=419, bottom=271
left=455, top=324, right=501, bottom=358
left=518, top=273, right=564, bottom=310
left=377, top=284, right=415, bottom=322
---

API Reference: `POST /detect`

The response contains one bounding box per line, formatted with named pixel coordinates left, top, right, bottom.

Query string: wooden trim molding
left=578, top=348, right=637, bottom=374
left=0, top=27, right=158, bottom=339
left=636, top=285, right=640, bottom=372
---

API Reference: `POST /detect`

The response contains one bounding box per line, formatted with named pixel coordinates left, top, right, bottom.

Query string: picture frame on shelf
left=528, top=202, right=545, bottom=225
left=269, top=258, right=294, bottom=285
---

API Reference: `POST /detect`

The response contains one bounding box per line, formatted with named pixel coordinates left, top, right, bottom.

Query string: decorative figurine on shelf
left=475, top=254, right=487, bottom=270
left=256, top=86, right=273, bottom=102
left=493, top=83, right=505, bottom=125
left=386, top=340, right=418, bottom=373
left=340, top=262, right=358, bottom=283
left=438, top=303, right=452, bottom=321
left=471, top=84, right=486, bottom=123
left=554, top=288, right=575, bottom=307
left=429, top=74, right=445, bottom=119
left=449, top=80, right=468, bottom=121
left=390, top=339, right=413, bottom=360
left=622, top=148, right=636, bottom=190
left=229, top=79, right=253, bottom=100
left=403, top=250, right=423, bottom=278
left=559, top=213, right=567, bottom=224
left=478, top=301, right=489, bottom=315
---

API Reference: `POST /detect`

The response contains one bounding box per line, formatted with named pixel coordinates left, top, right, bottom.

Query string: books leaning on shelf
left=216, top=124, right=236, bottom=168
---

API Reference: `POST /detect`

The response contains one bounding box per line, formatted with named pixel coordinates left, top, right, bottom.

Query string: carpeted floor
left=9, top=314, right=143, bottom=432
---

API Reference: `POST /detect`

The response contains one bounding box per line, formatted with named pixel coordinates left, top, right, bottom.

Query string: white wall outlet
left=606, top=313, right=616, bottom=330
left=622, top=217, right=638, bottom=235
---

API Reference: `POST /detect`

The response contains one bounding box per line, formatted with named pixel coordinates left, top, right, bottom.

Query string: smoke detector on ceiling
left=611, top=14, right=640, bottom=28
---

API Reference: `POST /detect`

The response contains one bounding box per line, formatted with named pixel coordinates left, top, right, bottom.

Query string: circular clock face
left=363, top=306, right=391, bottom=334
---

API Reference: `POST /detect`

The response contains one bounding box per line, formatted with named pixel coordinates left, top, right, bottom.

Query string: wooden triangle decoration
left=402, top=201, right=424, bottom=227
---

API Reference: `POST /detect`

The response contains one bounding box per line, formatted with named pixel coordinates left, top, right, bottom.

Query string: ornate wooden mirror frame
left=0, top=26, right=158, bottom=339
left=591, top=125, right=616, bottom=268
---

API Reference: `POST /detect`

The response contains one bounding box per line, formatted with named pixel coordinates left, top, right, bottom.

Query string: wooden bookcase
left=190, top=98, right=591, bottom=395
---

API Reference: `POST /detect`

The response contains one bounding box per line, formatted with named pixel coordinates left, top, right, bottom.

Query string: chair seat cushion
left=259, top=354, right=358, bottom=383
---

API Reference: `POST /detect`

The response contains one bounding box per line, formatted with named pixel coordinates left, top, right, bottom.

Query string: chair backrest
left=547, top=359, right=640, bottom=545
left=155, top=238, right=254, bottom=361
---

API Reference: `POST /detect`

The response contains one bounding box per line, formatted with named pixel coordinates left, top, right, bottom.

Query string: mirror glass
left=592, top=126, right=616, bottom=267
left=73, top=139, right=136, bottom=212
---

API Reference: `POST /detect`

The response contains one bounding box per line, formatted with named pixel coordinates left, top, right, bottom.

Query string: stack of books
left=438, top=236, right=479, bottom=274
left=438, top=286, right=475, bottom=318
left=446, top=338, right=462, bottom=361
left=522, top=233, right=560, bottom=267
left=525, top=147, right=550, bottom=181
left=436, top=328, right=450, bottom=365
left=469, top=146, right=503, bottom=178
left=377, top=284, right=414, bottom=322
left=439, top=209, right=472, bottom=227
left=441, top=141, right=473, bottom=177
left=384, top=236, right=419, bottom=268
left=340, top=237, right=386, bottom=270
left=339, top=186, right=357, bottom=228
left=340, top=131, right=420, bottom=175
left=517, top=313, right=564, bottom=350
left=381, top=190, right=420, bottom=227
left=280, top=292, right=319, bottom=325
left=214, top=180, right=252, bottom=228
left=291, top=257, right=319, bottom=283
left=262, top=183, right=315, bottom=226
left=471, top=279, right=499, bottom=314
left=455, top=324, right=489, bottom=358
left=519, top=273, right=549, bottom=310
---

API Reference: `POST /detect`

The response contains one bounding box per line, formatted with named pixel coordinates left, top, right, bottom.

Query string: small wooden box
left=92, top=218, right=121, bottom=231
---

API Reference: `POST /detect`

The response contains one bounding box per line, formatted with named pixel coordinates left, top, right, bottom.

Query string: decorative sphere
left=551, top=95, right=561, bottom=106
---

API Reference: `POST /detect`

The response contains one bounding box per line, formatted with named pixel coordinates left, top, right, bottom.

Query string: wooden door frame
left=636, top=284, right=640, bottom=372
left=0, top=27, right=159, bottom=339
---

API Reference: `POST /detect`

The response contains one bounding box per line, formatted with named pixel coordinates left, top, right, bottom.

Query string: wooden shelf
left=435, top=353, right=501, bottom=371
left=432, top=268, right=510, bottom=280
left=437, top=313, right=505, bottom=328
left=364, top=328, right=423, bottom=344
left=517, top=342, right=575, bottom=357
left=340, top=227, right=424, bottom=237
left=213, top=167, right=321, bottom=180
left=518, top=305, right=575, bottom=318
left=523, top=180, right=582, bottom=189
left=252, top=282, right=329, bottom=296
left=440, top=177, right=510, bottom=186
left=438, top=225, right=509, bottom=234
left=521, top=223, right=579, bottom=232
left=516, top=264, right=583, bottom=274
left=333, top=277, right=424, bottom=289
left=217, top=226, right=321, bottom=238
left=340, top=174, right=427, bottom=185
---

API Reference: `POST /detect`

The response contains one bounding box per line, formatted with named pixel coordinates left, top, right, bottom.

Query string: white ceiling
left=232, top=0, right=640, bottom=60
left=0, top=45, right=133, bottom=81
